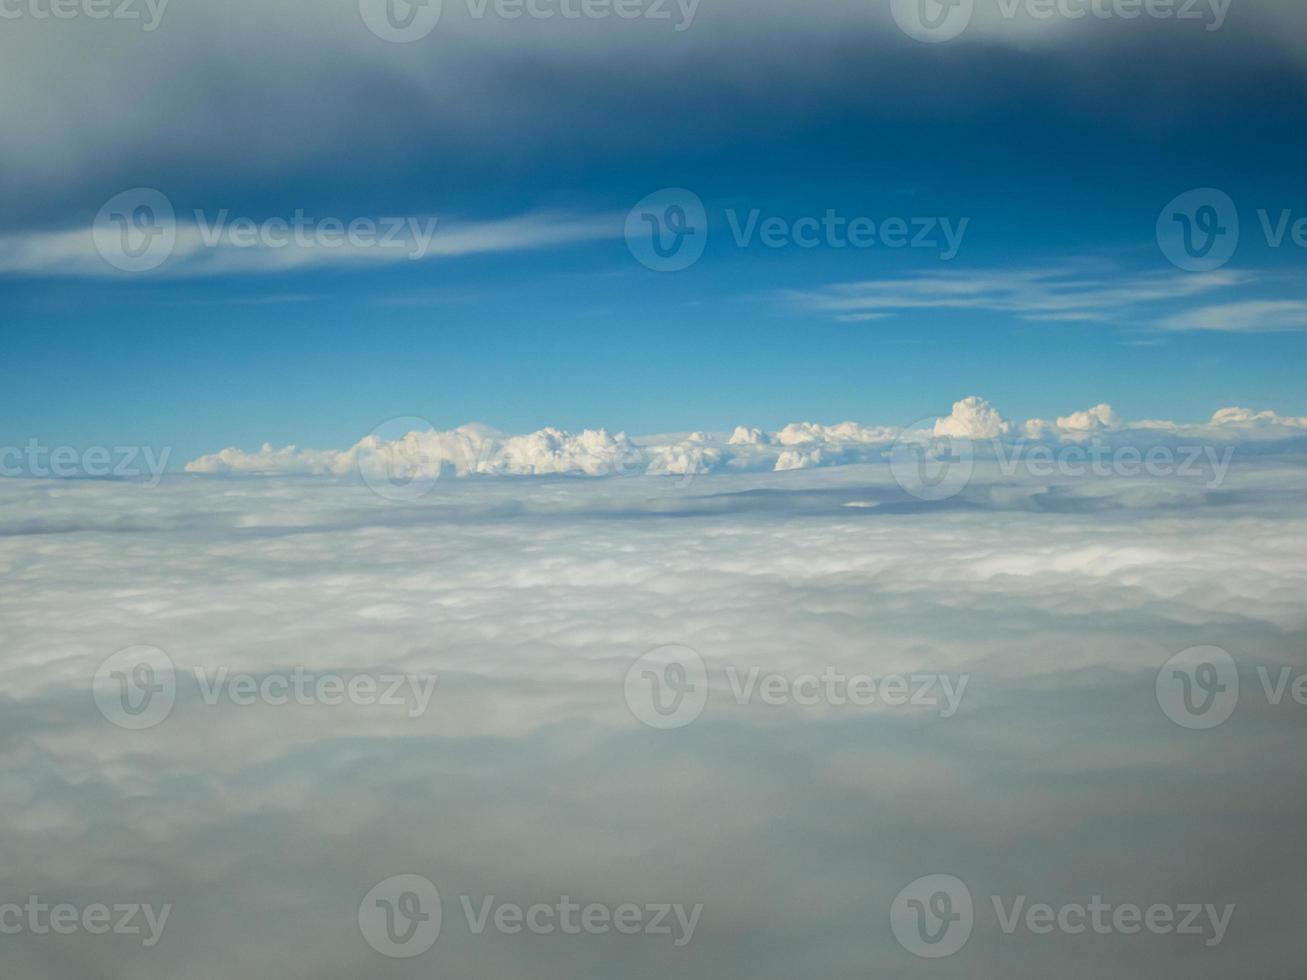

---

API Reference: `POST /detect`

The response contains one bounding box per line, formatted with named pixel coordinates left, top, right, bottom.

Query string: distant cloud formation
left=184, top=396, right=1307, bottom=479
left=787, top=266, right=1307, bottom=333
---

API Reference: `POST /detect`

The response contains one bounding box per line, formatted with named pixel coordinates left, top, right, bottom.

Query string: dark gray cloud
left=2, top=0, right=1306, bottom=228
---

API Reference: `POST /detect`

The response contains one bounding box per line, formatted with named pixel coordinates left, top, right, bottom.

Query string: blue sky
left=3, top=0, right=1306, bottom=461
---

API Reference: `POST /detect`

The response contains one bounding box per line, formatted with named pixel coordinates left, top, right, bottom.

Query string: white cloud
left=184, top=397, right=1307, bottom=481
left=1208, top=406, right=1307, bottom=430
left=0, top=211, right=618, bottom=279
left=787, top=266, right=1249, bottom=324
left=1157, top=300, right=1307, bottom=333
left=934, top=396, right=1012, bottom=439
left=1024, top=403, right=1120, bottom=442
left=3, top=458, right=1307, bottom=977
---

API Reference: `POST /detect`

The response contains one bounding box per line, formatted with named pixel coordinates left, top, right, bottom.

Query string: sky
left=5, top=9, right=1307, bottom=976
left=3, top=0, right=1307, bottom=463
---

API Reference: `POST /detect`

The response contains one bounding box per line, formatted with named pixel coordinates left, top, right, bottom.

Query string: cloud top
left=184, top=397, right=1307, bottom=480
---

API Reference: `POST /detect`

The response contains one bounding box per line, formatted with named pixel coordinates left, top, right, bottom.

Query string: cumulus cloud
left=934, top=396, right=1012, bottom=440
left=184, top=396, right=1307, bottom=481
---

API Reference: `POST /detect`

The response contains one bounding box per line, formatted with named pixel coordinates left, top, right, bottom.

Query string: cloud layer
left=183, top=396, right=1307, bottom=480
left=2, top=457, right=1306, bottom=977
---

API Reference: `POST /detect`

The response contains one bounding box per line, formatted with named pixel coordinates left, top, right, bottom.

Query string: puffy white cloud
left=1209, top=406, right=1307, bottom=430
left=728, top=426, right=769, bottom=446
left=185, top=397, right=1307, bottom=483
left=934, top=396, right=1012, bottom=440
left=1024, top=403, right=1120, bottom=442
left=1057, top=403, right=1119, bottom=432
